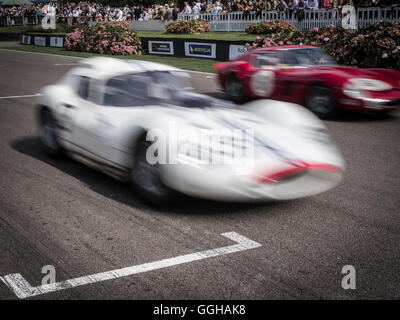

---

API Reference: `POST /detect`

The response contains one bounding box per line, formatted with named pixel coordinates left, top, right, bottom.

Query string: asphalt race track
left=0, top=49, right=399, bottom=299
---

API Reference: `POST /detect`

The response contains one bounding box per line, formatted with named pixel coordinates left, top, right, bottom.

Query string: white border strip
left=0, top=93, right=41, bottom=100
left=0, top=49, right=215, bottom=75
left=0, top=232, right=261, bottom=299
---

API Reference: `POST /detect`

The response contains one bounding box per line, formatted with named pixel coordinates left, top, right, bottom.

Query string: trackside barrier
left=178, top=7, right=400, bottom=31
left=1, top=7, right=399, bottom=31
left=19, top=33, right=248, bottom=61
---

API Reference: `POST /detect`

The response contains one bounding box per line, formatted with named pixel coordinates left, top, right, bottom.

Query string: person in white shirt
left=307, top=0, right=319, bottom=9
left=212, top=1, right=223, bottom=12
left=116, top=8, right=123, bottom=21
left=183, top=2, right=192, bottom=14
left=192, top=1, right=201, bottom=14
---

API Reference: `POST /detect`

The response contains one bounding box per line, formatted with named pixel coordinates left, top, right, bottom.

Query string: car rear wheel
left=306, top=84, right=338, bottom=119
left=225, top=73, right=246, bottom=104
left=39, top=109, right=64, bottom=158
left=131, top=137, right=176, bottom=205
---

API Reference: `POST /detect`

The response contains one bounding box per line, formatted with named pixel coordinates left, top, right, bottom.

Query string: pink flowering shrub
left=341, top=21, right=400, bottom=69
left=245, top=20, right=296, bottom=38
left=246, top=21, right=400, bottom=70
left=166, top=19, right=210, bottom=34
left=64, top=22, right=142, bottom=56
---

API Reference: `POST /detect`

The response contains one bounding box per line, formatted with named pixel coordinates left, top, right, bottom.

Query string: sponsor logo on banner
left=184, top=42, right=216, bottom=59
left=34, top=36, right=46, bottom=46
left=21, top=34, right=31, bottom=45
left=50, top=37, right=64, bottom=48
left=229, top=45, right=247, bottom=60
left=148, top=41, right=174, bottom=55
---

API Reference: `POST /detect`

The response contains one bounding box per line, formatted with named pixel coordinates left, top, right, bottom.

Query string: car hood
left=160, top=101, right=337, bottom=167
left=310, top=65, right=400, bottom=88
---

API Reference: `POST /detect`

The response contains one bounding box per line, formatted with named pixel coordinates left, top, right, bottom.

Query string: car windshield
left=103, top=71, right=195, bottom=107
left=283, top=48, right=336, bottom=66
left=152, top=71, right=194, bottom=91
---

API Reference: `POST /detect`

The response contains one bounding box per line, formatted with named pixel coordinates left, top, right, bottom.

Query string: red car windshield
left=282, top=48, right=336, bottom=67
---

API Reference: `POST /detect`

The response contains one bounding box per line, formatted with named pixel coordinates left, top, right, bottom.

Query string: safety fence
left=178, top=7, right=400, bottom=31
left=1, top=7, right=399, bottom=31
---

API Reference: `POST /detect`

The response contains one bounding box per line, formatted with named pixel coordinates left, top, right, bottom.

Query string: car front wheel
left=306, top=84, right=338, bottom=119
left=225, top=73, right=246, bottom=103
left=131, top=138, right=176, bottom=205
left=39, top=109, right=64, bottom=158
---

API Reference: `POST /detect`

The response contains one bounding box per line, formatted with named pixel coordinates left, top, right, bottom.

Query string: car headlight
left=343, top=78, right=392, bottom=99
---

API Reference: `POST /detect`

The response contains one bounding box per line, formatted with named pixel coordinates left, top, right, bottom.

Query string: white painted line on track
left=0, top=93, right=41, bottom=100
left=0, top=232, right=261, bottom=299
left=0, top=48, right=82, bottom=60
left=0, top=49, right=216, bottom=75
left=53, top=63, right=77, bottom=66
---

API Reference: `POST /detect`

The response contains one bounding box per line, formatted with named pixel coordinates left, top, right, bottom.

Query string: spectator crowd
left=0, top=0, right=398, bottom=24
left=181, top=0, right=398, bottom=16
left=0, top=2, right=181, bottom=22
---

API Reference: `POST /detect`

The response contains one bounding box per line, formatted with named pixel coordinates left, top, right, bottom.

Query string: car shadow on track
left=329, top=109, right=399, bottom=123
left=11, top=136, right=288, bottom=216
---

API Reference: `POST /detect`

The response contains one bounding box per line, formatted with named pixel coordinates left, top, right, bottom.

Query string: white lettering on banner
left=229, top=45, right=247, bottom=60
left=34, top=36, right=46, bottom=47
left=50, top=37, right=64, bottom=48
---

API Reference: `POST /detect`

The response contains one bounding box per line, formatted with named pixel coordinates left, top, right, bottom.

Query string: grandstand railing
left=0, top=7, right=399, bottom=31
left=178, top=7, right=400, bottom=31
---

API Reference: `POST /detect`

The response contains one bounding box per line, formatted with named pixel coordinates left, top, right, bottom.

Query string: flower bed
left=245, top=19, right=296, bottom=37
left=64, top=22, right=142, bottom=55
left=246, top=21, right=400, bottom=70
left=166, top=20, right=210, bottom=34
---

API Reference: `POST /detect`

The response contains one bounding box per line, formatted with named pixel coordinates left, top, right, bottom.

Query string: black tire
left=131, top=137, right=176, bottom=205
left=39, top=109, right=64, bottom=158
left=225, top=73, right=246, bottom=104
left=305, top=84, right=338, bottom=119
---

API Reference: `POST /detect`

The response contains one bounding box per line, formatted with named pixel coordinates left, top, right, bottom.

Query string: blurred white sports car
left=36, top=57, right=344, bottom=204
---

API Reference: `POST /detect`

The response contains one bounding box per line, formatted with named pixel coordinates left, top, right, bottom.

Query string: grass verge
left=0, top=25, right=255, bottom=42
left=1, top=45, right=218, bottom=73
left=136, top=30, right=256, bottom=41
left=0, top=25, right=33, bottom=33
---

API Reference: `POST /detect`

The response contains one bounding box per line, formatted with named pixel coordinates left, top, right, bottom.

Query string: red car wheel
left=225, top=73, right=246, bottom=104
left=306, top=84, right=338, bottom=119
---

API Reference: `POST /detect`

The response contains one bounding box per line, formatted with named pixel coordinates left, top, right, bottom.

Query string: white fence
left=178, top=7, right=400, bottom=31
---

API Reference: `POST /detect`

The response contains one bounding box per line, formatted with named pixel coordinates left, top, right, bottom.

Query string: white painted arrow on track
left=0, top=232, right=261, bottom=299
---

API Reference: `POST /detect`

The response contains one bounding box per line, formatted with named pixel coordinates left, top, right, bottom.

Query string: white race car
left=36, top=57, right=344, bottom=204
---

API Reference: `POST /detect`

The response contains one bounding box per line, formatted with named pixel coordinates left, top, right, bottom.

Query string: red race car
left=215, top=45, right=400, bottom=119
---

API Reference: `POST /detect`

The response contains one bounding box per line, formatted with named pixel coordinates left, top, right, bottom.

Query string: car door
left=68, top=75, right=104, bottom=158
left=85, top=72, right=154, bottom=167
left=56, top=75, right=98, bottom=156
left=278, top=49, right=313, bottom=103
left=250, top=51, right=283, bottom=99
